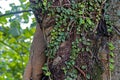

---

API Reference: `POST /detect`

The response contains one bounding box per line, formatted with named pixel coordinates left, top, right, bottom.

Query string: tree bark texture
left=23, top=24, right=47, bottom=80
left=23, top=0, right=120, bottom=80
left=107, top=0, right=120, bottom=80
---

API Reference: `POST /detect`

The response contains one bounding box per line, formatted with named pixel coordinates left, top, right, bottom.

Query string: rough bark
left=108, top=0, right=120, bottom=80
left=23, top=0, right=120, bottom=80
left=23, top=24, right=47, bottom=80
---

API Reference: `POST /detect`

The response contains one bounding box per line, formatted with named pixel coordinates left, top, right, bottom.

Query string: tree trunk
left=23, top=0, right=120, bottom=80
left=23, top=24, right=47, bottom=80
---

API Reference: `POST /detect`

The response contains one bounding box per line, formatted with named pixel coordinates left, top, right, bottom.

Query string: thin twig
left=93, top=21, right=99, bottom=33
left=70, top=21, right=75, bottom=33
left=0, top=9, right=32, bottom=17
left=102, top=0, right=107, bottom=6
left=74, top=65, right=86, bottom=79
left=0, top=40, right=18, bottom=54
left=112, top=26, right=120, bottom=36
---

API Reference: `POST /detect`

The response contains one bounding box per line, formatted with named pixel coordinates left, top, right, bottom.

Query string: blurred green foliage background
left=0, top=0, right=35, bottom=80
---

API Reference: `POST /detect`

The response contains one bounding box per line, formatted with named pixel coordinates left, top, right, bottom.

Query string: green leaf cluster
left=44, top=1, right=103, bottom=79
left=108, top=42, right=115, bottom=71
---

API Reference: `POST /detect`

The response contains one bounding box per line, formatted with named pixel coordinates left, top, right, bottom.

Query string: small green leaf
left=9, top=27, right=20, bottom=37
left=109, top=58, right=114, bottom=63
left=0, top=31, right=3, bottom=39
left=108, top=42, right=115, bottom=50
left=109, top=63, right=114, bottom=71
left=0, top=17, right=7, bottom=24
left=86, top=47, right=90, bottom=51
left=108, top=28, right=112, bottom=32
left=56, top=7, right=61, bottom=13
left=79, top=10, right=83, bottom=15
left=86, top=74, right=90, bottom=79
left=42, top=67, right=48, bottom=71
left=20, top=0, right=26, bottom=2
left=109, top=52, right=114, bottom=57
left=79, top=18, right=85, bottom=24
left=46, top=72, right=51, bottom=76
left=22, top=13, right=29, bottom=23
left=43, top=0, right=47, bottom=7
left=86, top=18, right=92, bottom=25
left=81, top=65, right=87, bottom=69
left=80, top=4, right=85, bottom=8
left=9, top=38, right=16, bottom=43
left=10, top=21, right=20, bottom=28
left=82, top=48, right=85, bottom=52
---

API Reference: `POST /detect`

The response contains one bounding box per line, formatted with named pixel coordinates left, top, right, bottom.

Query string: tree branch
left=0, top=9, right=32, bottom=17
left=0, top=40, right=19, bottom=53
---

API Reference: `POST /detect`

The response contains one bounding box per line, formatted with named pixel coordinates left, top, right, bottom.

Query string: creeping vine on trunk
left=24, top=0, right=115, bottom=80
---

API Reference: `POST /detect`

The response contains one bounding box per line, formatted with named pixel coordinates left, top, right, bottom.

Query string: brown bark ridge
left=108, top=0, right=120, bottom=80
left=23, top=24, right=47, bottom=80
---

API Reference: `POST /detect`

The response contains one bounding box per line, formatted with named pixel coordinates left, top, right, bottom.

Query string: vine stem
left=112, top=26, right=120, bottom=36
left=74, top=65, right=86, bottom=79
